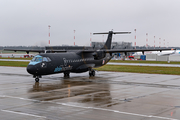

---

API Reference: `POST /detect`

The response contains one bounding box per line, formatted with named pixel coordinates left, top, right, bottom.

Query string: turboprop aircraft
left=4, top=31, right=174, bottom=82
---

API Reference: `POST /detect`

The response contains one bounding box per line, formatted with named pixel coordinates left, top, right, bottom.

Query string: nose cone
left=27, top=65, right=36, bottom=75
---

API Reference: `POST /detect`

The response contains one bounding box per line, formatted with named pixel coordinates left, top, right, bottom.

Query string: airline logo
left=54, top=66, right=73, bottom=72
left=54, top=67, right=62, bottom=72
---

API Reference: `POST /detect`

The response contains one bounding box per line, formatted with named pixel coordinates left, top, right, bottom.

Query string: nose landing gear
left=33, top=75, right=41, bottom=82
left=35, top=77, right=39, bottom=82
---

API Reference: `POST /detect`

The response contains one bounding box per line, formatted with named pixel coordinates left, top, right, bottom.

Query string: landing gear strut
left=64, top=72, right=70, bottom=78
left=89, top=69, right=95, bottom=77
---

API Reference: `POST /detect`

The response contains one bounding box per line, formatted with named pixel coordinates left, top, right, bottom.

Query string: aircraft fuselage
left=26, top=52, right=111, bottom=76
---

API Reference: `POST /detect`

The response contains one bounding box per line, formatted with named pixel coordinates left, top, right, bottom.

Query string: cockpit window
left=31, top=57, right=36, bottom=61
left=30, top=56, right=51, bottom=66
left=47, top=57, right=51, bottom=62
left=43, top=57, right=48, bottom=62
left=31, top=56, right=43, bottom=62
left=29, top=55, right=44, bottom=65
left=37, top=57, right=43, bottom=62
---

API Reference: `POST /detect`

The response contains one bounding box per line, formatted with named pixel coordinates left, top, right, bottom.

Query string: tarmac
left=0, top=66, right=180, bottom=120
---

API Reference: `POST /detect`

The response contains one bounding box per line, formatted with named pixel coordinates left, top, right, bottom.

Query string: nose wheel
left=33, top=75, right=41, bottom=82
left=35, top=78, right=39, bottom=82
left=89, top=69, right=95, bottom=77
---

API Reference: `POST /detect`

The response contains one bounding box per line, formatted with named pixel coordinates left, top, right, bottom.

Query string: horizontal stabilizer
left=93, top=32, right=131, bottom=35
left=93, top=31, right=131, bottom=50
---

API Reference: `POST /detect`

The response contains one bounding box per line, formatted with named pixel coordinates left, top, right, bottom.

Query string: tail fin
left=93, top=31, right=131, bottom=50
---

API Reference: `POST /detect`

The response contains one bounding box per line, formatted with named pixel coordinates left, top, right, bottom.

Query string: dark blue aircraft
left=4, top=31, right=174, bottom=82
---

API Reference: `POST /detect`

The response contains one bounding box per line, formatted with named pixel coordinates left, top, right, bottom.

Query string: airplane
left=133, top=50, right=180, bottom=56
left=4, top=31, right=175, bottom=82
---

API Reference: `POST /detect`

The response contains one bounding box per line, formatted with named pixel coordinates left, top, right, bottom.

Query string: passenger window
left=47, top=57, right=51, bottom=62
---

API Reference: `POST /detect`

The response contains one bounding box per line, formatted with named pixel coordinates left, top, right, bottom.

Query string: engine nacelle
left=93, top=50, right=106, bottom=60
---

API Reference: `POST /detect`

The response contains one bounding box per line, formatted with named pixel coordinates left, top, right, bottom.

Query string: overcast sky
left=0, top=0, right=180, bottom=47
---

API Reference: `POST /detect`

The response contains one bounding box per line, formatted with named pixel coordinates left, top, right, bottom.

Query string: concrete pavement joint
left=1, top=109, right=47, bottom=118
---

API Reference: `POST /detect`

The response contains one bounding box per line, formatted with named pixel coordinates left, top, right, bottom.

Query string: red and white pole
left=134, top=29, right=136, bottom=49
left=154, top=36, right=155, bottom=48
left=167, top=42, right=169, bottom=48
left=159, top=38, right=161, bottom=47
left=74, top=30, right=76, bottom=46
left=48, top=25, right=51, bottom=45
left=146, top=33, right=148, bottom=47
left=90, top=33, right=92, bottom=46
left=90, top=33, right=92, bottom=42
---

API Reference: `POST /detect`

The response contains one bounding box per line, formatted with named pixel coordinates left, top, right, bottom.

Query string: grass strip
left=0, top=57, right=32, bottom=60
left=95, top=65, right=180, bottom=75
left=0, top=61, right=29, bottom=67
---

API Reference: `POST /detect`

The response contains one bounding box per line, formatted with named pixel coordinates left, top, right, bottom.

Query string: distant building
left=45, top=46, right=92, bottom=51
left=91, top=41, right=133, bottom=49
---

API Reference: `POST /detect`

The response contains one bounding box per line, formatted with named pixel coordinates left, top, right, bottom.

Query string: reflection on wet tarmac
left=29, top=78, right=112, bottom=107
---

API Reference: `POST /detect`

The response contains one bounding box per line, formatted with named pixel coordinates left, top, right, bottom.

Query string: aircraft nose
left=27, top=65, right=36, bottom=75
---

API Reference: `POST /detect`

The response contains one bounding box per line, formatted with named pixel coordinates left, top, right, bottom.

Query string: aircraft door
left=63, top=58, right=67, bottom=67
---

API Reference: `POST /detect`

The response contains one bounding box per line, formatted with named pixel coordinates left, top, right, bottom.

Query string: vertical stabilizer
left=102, top=31, right=113, bottom=49
left=93, top=31, right=131, bottom=50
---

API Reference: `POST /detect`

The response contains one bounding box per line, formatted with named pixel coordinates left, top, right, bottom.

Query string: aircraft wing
left=104, top=48, right=175, bottom=53
left=4, top=48, right=175, bottom=55
left=3, top=49, right=45, bottom=53
left=80, top=48, right=175, bottom=54
left=3, top=48, right=67, bottom=54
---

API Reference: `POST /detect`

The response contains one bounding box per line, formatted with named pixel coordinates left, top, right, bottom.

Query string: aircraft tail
left=93, top=31, right=131, bottom=50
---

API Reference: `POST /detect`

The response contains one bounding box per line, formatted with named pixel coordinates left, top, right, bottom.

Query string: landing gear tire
left=92, top=70, right=95, bottom=76
left=89, top=70, right=95, bottom=77
left=33, top=75, right=41, bottom=82
left=64, top=72, right=70, bottom=78
left=35, top=78, right=39, bottom=82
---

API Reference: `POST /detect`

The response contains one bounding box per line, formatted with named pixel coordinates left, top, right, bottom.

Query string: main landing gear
left=33, top=75, right=41, bottom=82
left=64, top=72, right=70, bottom=78
left=89, top=69, right=95, bottom=77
